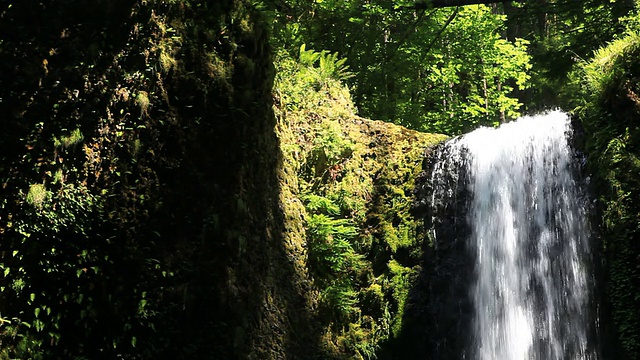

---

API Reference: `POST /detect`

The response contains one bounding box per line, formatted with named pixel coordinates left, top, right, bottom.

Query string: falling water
left=430, top=111, right=598, bottom=359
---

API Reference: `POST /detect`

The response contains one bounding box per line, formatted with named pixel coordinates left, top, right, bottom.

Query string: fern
left=299, top=44, right=354, bottom=81
left=299, top=43, right=321, bottom=67
left=303, top=194, right=341, bottom=215
left=321, top=282, right=359, bottom=320
left=307, top=214, right=361, bottom=277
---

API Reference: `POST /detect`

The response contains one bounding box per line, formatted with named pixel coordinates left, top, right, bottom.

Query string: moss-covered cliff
left=574, top=29, right=640, bottom=359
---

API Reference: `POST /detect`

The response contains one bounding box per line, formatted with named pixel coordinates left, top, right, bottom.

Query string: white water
left=431, top=111, right=597, bottom=359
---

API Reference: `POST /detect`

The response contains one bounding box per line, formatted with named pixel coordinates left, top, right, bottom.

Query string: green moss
left=207, top=51, right=232, bottom=83
left=52, top=169, right=63, bottom=184
left=582, top=32, right=640, bottom=98
left=53, top=128, right=84, bottom=149
left=136, top=91, right=151, bottom=115
left=25, top=184, right=50, bottom=208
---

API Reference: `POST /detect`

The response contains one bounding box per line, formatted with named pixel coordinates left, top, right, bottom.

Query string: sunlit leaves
left=273, top=1, right=531, bottom=135
left=413, top=6, right=531, bottom=134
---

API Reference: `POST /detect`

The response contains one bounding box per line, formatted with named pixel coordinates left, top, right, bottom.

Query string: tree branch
left=403, top=0, right=512, bottom=9
left=383, top=8, right=437, bottom=63
left=422, top=6, right=460, bottom=57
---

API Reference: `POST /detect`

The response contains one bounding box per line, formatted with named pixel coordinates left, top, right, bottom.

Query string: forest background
left=268, top=0, right=636, bottom=134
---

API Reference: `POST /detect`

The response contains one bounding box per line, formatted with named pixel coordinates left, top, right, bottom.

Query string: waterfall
left=429, top=111, right=598, bottom=359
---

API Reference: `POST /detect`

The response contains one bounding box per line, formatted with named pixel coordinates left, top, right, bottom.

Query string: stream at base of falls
left=430, top=110, right=599, bottom=359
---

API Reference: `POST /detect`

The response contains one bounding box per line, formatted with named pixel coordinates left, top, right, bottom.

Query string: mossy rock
left=275, top=49, right=446, bottom=358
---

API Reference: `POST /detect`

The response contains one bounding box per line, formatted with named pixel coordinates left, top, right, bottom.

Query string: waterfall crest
left=430, top=111, right=598, bottom=359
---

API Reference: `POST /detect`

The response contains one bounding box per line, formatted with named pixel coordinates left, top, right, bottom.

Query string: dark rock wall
left=386, top=142, right=475, bottom=359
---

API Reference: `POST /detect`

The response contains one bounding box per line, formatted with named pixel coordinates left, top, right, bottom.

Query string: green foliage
left=20, top=183, right=100, bottom=235
left=406, top=7, right=531, bottom=134
left=321, top=282, right=359, bottom=321
left=275, top=46, right=355, bottom=122
left=25, top=184, right=50, bottom=208
left=0, top=184, right=101, bottom=359
left=135, top=91, right=151, bottom=115
left=270, top=0, right=640, bottom=130
left=53, top=128, right=84, bottom=149
left=304, top=193, right=341, bottom=215
left=2, top=179, right=107, bottom=356
left=581, top=31, right=640, bottom=102
left=307, top=213, right=361, bottom=278
left=299, top=44, right=354, bottom=82
left=312, top=120, right=353, bottom=165
left=0, top=320, right=44, bottom=360
left=506, top=0, right=636, bottom=109
left=307, top=120, right=355, bottom=182
left=622, top=1, right=640, bottom=30
left=386, top=260, right=413, bottom=336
